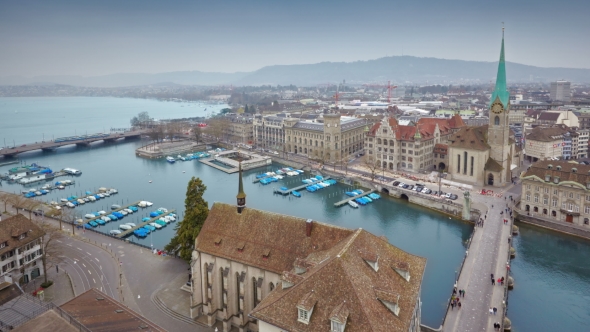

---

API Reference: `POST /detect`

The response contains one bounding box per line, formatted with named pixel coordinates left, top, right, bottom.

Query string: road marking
left=67, top=244, right=73, bottom=247
left=86, top=252, right=91, bottom=256
left=82, top=263, right=86, bottom=267
left=100, top=265, right=102, bottom=270
left=77, top=248, right=82, bottom=251
left=95, top=258, right=99, bottom=262
left=88, top=270, right=91, bottom=275
left=56, top=240, right=62, bottom=243
left=93, top=278, right=96, bottom=284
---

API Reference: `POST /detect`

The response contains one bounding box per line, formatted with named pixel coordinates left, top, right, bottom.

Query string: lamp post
left=455, top=270, right=458, bottom=285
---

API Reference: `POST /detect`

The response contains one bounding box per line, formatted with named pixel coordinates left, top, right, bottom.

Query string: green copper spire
left=489, top=28, right=510, bottom=108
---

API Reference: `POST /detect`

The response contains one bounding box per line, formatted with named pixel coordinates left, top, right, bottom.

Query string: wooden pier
left=273, top=177, right=332, bottom=195
left=333, top=189, right=376, bottom=207
left=81, top=201, right=141, bottom=225
left=116, top=209, right=176, bottom=238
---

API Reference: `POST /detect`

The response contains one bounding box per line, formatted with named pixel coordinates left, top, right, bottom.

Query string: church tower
left=236, top=162, right=246, bottom=213
left=487, top=28, right=512, bottom=185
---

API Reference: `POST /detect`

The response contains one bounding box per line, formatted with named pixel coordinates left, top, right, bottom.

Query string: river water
left=1, top=97, right=588, bottom=329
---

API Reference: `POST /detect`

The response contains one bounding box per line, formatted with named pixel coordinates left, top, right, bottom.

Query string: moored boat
left=348, top=200, right=359, bottom=208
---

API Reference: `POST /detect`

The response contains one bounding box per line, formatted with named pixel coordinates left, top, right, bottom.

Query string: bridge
left=0, top=130, right=147, bottom=158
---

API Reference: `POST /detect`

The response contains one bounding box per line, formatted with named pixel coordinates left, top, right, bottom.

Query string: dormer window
left=548, top=164, right=553, bottom=169
left=554, top=177, right=559, bottom=184
left=572, top=168, right=577, bottom=173
left=557, top=166, right=562, bottom=171
left=18, top=233, right=27, bottom=240
left=360, top=250, right=379, bottom=272
left=331, top=319, right=346, bottom=332
left=545, top=175, right=551, bottom=182
left=297, top=291, right=316, bottom=324
left=374, top=288, right=400, bottom=317
left=330, top=302, right=349, bottom=332
left=236, top=242, right=245, bottom=253
left=298, top=308, right=310, bottom=324
left=214, top=237, right=222, bottom=246
left=262, top=248, right=270, bottom=260
left=393, top=262, right=411, bottom=282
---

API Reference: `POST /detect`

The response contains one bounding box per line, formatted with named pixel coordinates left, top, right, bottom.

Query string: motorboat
left=109, top=230, right=122, bottom=235
left=84, top=214, right=95, bottom=219
left=129, top=206, right=138, bottom=212
left=98, top=210, right=106, bottom=215
left=348, top=200, right=359, bottom=208
left=146, top=201, right=153, bottom=207
left=144, top=224, right=156, bottom=231
left=89, top=221, right=98, bottom=227
left=113, top=212, right=124, bottom=219
left=97, top=193, right=105, bottom=198
left=101, top=216, right=111, bottom=222
left=111, top=204, right=121, bottom=210
left=83, top=198, right=90, bottom=203
left=155, top=219, right=167, bottom=227
left=88, top=196, right=96, bottom=202
left=66, top=202, right=75, bottom=208
left=291, top=190, right=301, bottom=198
left=167, top=215, right=176, bottom=222
left=77, top=199, right=85, bottom=205
left=103, top=192, right=111, bottom=197
left=124, top=208, right=133, bottom=214
left=125, top=222, right=136, bottom=227
left=107, top=214, right=118, bottom=221
left=120, top=210, right=128, bottom=216
left=149, top=222, right=162, bottom=229
left=119, top=224, right=132, bottom=230
left=157, top=207, right=168, bottom=213
left=134, top=229, right=148, bottom=237
left=166, top=156, right=176, bottom=163
left=96, top=219, right=106, bottom=225
left=109, top=189, right=118, bottom=194
left=60, top=198, right=68, bottom=202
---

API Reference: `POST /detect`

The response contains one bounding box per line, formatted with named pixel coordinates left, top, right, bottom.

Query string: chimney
left=306, top=219, right=313, bottom=237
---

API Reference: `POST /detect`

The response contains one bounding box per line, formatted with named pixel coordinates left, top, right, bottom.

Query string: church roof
left=448, top=125, right=491, bottom=151
left=489, top=31, right=510, bottom=109
left=249, top=229, right=426, bottom=332
left=195, top=203, right=354, bottom=274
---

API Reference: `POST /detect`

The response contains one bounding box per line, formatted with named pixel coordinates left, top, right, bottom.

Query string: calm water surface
left=4, top=97, right=588, bottom=329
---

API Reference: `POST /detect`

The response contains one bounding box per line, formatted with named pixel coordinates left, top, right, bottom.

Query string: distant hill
left=1, top=56, right=589, bottom=87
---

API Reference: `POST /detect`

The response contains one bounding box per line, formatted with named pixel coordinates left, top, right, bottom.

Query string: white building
left=0, top=215, right=45, bottom=284
left=550, top=80, right=571, bottom=102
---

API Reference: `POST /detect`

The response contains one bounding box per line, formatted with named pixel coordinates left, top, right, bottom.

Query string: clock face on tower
left=491, top=104, right=503, bottom=114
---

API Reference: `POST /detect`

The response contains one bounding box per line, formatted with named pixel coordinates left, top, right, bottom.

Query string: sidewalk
left=22, top=269, right=75, bottom=306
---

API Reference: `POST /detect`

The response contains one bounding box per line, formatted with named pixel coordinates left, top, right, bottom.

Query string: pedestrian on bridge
left=493, top=307, right=497, bottom=315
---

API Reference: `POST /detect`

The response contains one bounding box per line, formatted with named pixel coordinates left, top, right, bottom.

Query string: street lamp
left=454, top=270, right=458, bottom=284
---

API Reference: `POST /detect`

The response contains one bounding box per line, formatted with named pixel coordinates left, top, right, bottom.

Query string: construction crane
left=362, top=81, right=398, bottom=103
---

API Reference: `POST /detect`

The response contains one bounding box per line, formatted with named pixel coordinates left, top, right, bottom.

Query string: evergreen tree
left=165, top=177, right=209, bottom=262
left=244, top=104, right=249, bottom=114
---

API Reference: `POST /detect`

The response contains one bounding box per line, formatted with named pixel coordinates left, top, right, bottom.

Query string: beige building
left=535, top=111, right=579, bottom=128
left=253, top=114, right=287, bottom=151
left=520, top=160, right=590, bottom=226
left=226, top=115, right=254, bottom=145
left=190, top=170, right=427, bottom=332
left=524, top=126, right=566, bottom=162
left=365, top=115, right=465, bottom=172
left=0, top=214, right=45, bottom=284
left=284, top=114, right=366, bottom=163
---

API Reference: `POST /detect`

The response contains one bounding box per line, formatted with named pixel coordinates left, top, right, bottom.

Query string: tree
left=131, top=111, right=152, bottom=128
left=192, top=125, right=202, bottom=143
left=244, top=105, right=249, bottom=114
left=363, top=156, right=380, bottom=182
left=165, top=177, right=209, bottom=262
left=37, top=217, right=65, bottom=285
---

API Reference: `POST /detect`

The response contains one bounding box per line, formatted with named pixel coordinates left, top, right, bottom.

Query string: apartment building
left=524, top=126, right=567, bottom=162
left=550, top=80, right=571, bottom=102
left=226, top=115, right=254, bottom=144
left=253, top=114, right=287, bottom=151
left=0, top=215, right=45, bottom=284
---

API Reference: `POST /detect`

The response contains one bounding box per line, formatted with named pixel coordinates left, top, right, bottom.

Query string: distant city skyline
left=2, top=0, right=590, bottom=77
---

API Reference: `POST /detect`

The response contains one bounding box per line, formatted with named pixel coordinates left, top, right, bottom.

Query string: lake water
left=2, top=97, right=589, bottom=329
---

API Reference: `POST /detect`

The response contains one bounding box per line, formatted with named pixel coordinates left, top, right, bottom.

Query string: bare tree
left=207, top=118, right=230, bottom=142
left=192, top=125, right=203, bottom=143
left=363, top=156, right=380, bottom=182
left=37, top=217, right=65, bottom=285
left=339, top=156, right=349, bottom=175
left=0, top=192, right=10, bottom=213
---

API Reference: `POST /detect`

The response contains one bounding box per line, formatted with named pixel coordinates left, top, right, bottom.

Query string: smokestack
left=306, top=219, right=313, bottom=237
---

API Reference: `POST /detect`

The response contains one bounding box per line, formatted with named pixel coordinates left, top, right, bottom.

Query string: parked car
left=450, top=194, right=458, bottom=200
left=414, top=186, right=423, bottom=192
left=406, top=185, right=414, bottom=190
left=398, top=182, right=406, bottom=188
left=445, top=193, right=453, bottom=199
left=422, top=188, right=432, bottom=194
left=392, top=181, right=400, bottom=187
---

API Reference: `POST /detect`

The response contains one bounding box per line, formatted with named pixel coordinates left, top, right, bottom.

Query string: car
left=414, top=186, right=423, bottom=192
left=406, top=185, right=414, bottom=190
left=392, top=181, right=400, bottom=187
left=432, top=190, right=439, bottom=196
left=445, top=193, right=452, bottom=199
left=450, top=194, right=458, bottom=200
left=398, top=182, right=405, bottom=188
left=422, top=188, right=432, bottom=194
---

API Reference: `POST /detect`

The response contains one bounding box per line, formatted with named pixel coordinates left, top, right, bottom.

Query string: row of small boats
left=346, top=190, right=381, bottom=208
left=306, top=179, right=337, bottom=192
left=167, top=152, right=211, bottom=163
left=256, top=168, right=303, bottom=179
left=61, top=189, right=118, bottom=208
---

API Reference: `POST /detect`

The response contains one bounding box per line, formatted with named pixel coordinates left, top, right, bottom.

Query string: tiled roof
left=60, top=288, right=165, bottom=332
left=521, top=160, right=590, bottom=184
left=537, top=112, right=561, bottom=121
left=526, top=126, right=567, bottom=142
left=434, top=143, right=448, bottom=154
left=448, top=125, right=490, bottom=151
left=195, top=203, right=354, bottom=274
left=0, top=214, right=44, bottom=256
left=368, top=116, right=462, bottom=141
left=250, top=229, right=427, bottom=332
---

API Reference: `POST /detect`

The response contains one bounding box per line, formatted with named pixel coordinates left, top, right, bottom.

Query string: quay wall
left=515, top=210, right=590, bottom=240
left=136, top=141, right=206, bottom=159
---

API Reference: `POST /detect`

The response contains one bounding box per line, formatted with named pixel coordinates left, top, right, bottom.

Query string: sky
left=1, top=0, right=589, bottom=77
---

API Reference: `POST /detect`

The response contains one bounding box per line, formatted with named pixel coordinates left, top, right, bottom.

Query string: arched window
left=494, top=116, right=500, bottom=126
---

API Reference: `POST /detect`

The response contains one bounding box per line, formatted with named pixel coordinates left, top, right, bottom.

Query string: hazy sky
left=1, top=0, right=589, bottom=77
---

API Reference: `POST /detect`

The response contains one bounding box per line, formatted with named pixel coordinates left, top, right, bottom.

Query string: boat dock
left=57, top=187, right=112, bottom=207
left=116, top=209, right=176, bottom=238
left=273, top=177, right=332, bottom=195
left=333, top=189, right=376, bottom=207
left=253, top=173, right=275, bottom=183
left=0, top=160, right=20, bottom=167
left=81, top=201, right=141, bottom=225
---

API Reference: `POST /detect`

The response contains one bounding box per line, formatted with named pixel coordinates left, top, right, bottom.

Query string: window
left=457, top=154, right=461, bottom=173
left=298, top=308, right=310, bottom=324
left=18, top=233, right=26, bottom=240
left=585, top=206, right=590, bottom=214
left=534, top=195, right=539, bottom=203
left=569, top=192, right=574, bottom=198
left=331, top=320, right=345, bottom=332
left=0, top=242, right=6, bottom=249
left=535, top=186, right=539, bottom=192
left=495, top=116, right=500, bottom=126
left=544, top=188, right=549, bottom=194
left=463, top=152, right=468, bottom=174
left=470, top=156, right=474, bottom=176
left=543, top=197, right=548, bottom=205
left=552, top=199, right=558, bottom=207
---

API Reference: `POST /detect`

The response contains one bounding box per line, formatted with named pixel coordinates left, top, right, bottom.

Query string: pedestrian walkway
left=442, top=193, right=515, bottom=331
left=22, top=270, right=75, bottom=306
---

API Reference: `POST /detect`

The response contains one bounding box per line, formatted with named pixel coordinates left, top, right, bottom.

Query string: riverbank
left=514, top=208, right=590, bottom=240
left=136, top=140, right=207, bottom=159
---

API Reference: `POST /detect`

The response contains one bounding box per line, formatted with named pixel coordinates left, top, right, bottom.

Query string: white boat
left=60, top=198, right=68, bottom=202
left=120, top=210, right=128, bottom=216
left=87, top=196, right=96, bottom=202
left=348, top=200, right=359, bottom=208
left=125, top=222, right=136, bottom=227
left=103, top=192, right=111, bottom=197
left=77, top=199, right=85, bottom=204
left=66, top=202, right=75, bottom=208
left=145, top=201, right=153, bottom=207
left=98, top=210, right=106, bottom=215
left=84, top=214, right=95, bottom=219
left=101, top=216, right=111, bottom=222
left=149, top=222, right=162, bottom=229
left=97, top=193, right=105, bottom=198
left=167, top=216, right=176, bottom=222
left=164, top=216, right=173, bottom=223
left=138, top=201, right=147, bottom=207
left=109, top=230, right=122, bottom=235
left=83, top=197, right=90, bottom=202
left=109, top=189, right=118, bottom=194
left=166, top=156, right=175, bottom=163
left=58, top=185, right=65, bottom=190
left=124, top=208, right=133, bottom=214
left=157, top=207, right=168, bottom=213
left=63, top=168, right=82, bottom=175
left=119, top=224, right=132, bottom=230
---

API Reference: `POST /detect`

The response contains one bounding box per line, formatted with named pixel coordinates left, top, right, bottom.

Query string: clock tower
left=487, top=28, right=512, bottom=185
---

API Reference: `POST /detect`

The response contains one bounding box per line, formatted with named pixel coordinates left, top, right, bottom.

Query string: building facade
left=550, top=80, right=571, bottom=102
left=0, top=215, right=44, bottom=284
left=253, top=114, right=287, bottom=152
left=284, top=114, right=366, bottom=163
left=520, top=160, right=590, bottom=227
left=364, top=115, right=465, bottom=173
left=226, top=115, right=254, bottom=145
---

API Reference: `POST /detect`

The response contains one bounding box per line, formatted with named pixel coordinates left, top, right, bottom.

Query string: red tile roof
left=368, top=116, right=464, bottom=142
left=250, top=229, right=426, bottom=332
